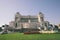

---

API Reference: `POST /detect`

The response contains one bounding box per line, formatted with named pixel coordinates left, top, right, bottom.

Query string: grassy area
left=0, top=33, right=60, bottom=40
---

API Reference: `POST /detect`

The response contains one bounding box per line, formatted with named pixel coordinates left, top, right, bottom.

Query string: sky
left=0, top=0, right=60, bottom=26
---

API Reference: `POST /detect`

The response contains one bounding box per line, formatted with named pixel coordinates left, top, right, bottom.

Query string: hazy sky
left=0, top=0, right=60, bottom=26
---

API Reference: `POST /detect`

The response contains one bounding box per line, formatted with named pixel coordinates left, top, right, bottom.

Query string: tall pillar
left=37, top=12, right=45, bottom=30
left=28, top=20, right=31, bottom=23
left=15, top=12, right=21, bottom=27
left=28, top=15, right=31, bottom=23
